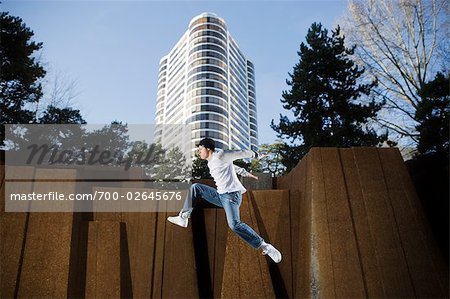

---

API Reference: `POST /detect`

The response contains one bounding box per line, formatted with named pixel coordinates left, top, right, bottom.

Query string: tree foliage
left=271, top=23, right=386, bottom=171
left=416, top=72, right=449, bottom=157
left=82, top=121, right=130, bottom=164
left=1, top=12, right=87, bottom=149
left=192, top=152, right=212, bottom=179
left=154, top=146, right=191, bottom=182
left=343, top=0, right=449, bottom=146
left=1, top=12, right=46, bottom=143
left=38, top=105, right=86, bottom=124
left=253, top=142, right=286, bottom=177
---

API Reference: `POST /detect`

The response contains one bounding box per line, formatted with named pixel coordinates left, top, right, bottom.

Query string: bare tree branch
left=341, top=0, right=448, bottom=147
left=375, top=117, right=419, bottom=142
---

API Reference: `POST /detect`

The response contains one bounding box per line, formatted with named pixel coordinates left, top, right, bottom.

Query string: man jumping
left=167, top=137, right=282, bottom=263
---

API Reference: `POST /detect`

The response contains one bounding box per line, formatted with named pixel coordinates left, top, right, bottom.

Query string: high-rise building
left=154, top=12, right=258, bottom=156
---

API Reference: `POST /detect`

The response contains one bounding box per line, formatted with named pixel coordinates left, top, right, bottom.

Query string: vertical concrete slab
left=120, top=211, right=157, bottom=299
left=378, top=148, right=449, bottom=297
left=220, top=222, right=241, bottom=298
left=352, top=148, right=415, bottom=297
left=85, top=220, right=121, bottom=298
left=251, top=190, right=292, bottom=298
left=66, top=212, right=92, bottom=299
left=213, top=209, right=227, bottom=298
left=2, top=165, right=35, bottom=212
left=275, top=172, right=291, bottom=190
left=91, top=186, right=122, bottom=222
left=340, top=148, right=384, bottom=297
left=151, top=211, right=167, bottom=298
left=89, top=183, right=176, bottom=297
left=0, top=166, right=34, bottom=299
left=203, top=209, right=217, bottom=296
left=320, top=148, right=366, bottom=298
left=309, top=148, right=336, bottom=298
left=221, top=193, right=275, bottom=298
left=162, top=210, right=198, bottom=298
left=17, top=168, right=75, bottom=298
left=242, top=172, right=272, bottom=190
left=293, top=153, right=311, bottom=299
left=124, top=167, right=145, bottom=188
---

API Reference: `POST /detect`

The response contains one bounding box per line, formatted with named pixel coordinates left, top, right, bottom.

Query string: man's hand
left=247, top=173, right=258, bottom=180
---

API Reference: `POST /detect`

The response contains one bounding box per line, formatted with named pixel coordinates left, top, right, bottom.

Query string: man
left=167, top=138, right=282, bottom=263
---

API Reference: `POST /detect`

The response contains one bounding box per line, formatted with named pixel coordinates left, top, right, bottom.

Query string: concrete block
left=161, top=211, right=198, bottom=298
left=340, top=148, right=384, bottom=297
left=308, top=148, right=336, bottom=298
left=120, top=211, right=157, bottom=299
left=242, top=172, right=272, bottom=190
left=85, top=220, right=121, bottom=298
left=320, top=148, right=365, bottom=298
left=221, top=193, right=275, bottom=298
left=352, top=148, right=415, bottom=297
left=16, top=168, right=75, bottom=298
left=251, top=190, right=292, bottom=298
left=0, top=166, right=34, bottom=299
left=378, top=148, right=449, bottom=297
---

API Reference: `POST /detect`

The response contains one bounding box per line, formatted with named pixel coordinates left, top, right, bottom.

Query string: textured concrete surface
left=251, top=190, right=292, bottom=298
left=16, top=168, right=76, bottom=298
left=221, top=192, right=275, bottom=298
left=276, top=147, right=448, bottom=298
left=0, top=166, right=34, bottom=299
left=85, top=220, right=121, bottom=298
left=242, top=172, right=273, bottom=190
left=1, top=147, right=448, bottom=298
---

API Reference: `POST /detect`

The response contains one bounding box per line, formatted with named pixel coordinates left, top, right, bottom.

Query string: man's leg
left=220, top=191, right=264, bottom=249
left=180, top=183, right=222, bottom=217
left=221, top=191, right=282, bottom=263
left=168, top=183, right=222, bottom=227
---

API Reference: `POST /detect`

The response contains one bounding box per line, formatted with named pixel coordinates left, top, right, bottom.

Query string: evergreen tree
left=1, top=12, right=46, bottom=145
left=192, top=152, right=211, bottom=179
left=410, top=72, right=449, bottom=259
left=81, top=121, right=131, bottom=166
left=155, top=146, right=191, bottom=182
left=256, top=142, right=286, bottom=177
left=416, top=72, right=449, bottom=158
left=125, top=141, right=165, bottom=178
left=38, top=105, right=86, bottom=124
left=271, top=23, right=386, bottom=171
left=1, top=12, right=87, bottom=151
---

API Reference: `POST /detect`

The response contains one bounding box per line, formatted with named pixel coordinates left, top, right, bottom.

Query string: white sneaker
left=261, top=243, right=282, bottom=263
left=167, top=215, right=188, bottom=228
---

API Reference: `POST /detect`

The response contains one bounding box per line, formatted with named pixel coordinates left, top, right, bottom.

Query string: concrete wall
left=276, top=147, right=449, bottom=298
left=1, top=147, right=448, bottom=298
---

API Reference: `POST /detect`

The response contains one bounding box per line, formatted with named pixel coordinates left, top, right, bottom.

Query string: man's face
left=197, top=145, right=210, bottom=160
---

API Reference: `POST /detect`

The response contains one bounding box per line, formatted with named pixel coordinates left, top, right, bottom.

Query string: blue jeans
left=181, top=183, right=264, bottom=249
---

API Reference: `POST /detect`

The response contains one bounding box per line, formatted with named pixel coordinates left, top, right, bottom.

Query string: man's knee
left=190, top=183, right=205, bottom=202
left=190, top=183, right=200, bottom=195
left=228, top=220, right=242, bottom=232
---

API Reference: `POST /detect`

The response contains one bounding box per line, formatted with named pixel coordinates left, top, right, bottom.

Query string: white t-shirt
left=207, top=149, right=257, bottom=194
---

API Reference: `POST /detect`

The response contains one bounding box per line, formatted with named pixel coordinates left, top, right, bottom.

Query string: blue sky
left=4, top=0, right=347, bottom=145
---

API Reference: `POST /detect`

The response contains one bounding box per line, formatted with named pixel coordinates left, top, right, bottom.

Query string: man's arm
left=233, top=164, right=250, bottom=177
left=221, top=149, right=259, bottom=163
left=233, top=164, right=258, bottom=180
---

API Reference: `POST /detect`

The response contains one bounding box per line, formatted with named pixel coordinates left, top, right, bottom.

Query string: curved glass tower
left=154, top=12, right=258, bottom=156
